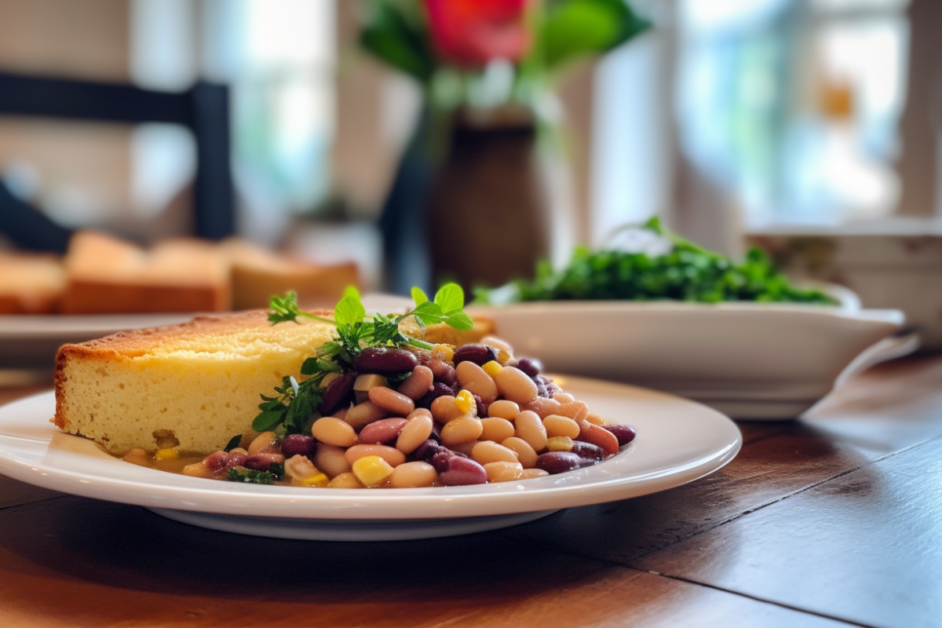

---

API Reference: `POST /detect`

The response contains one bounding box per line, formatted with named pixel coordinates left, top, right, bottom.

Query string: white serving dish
left=0, top=379, right=740, bottom=541
left=471, top=290, right=910, bottom=421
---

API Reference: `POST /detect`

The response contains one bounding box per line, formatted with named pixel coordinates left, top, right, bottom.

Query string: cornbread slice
left=224, top=238, right=360, bottom=310
left=60, top=231, right=231, bottom=314
left=0, top=253, right=65, bottom=314
left=54, top=311, right=336, bottom=455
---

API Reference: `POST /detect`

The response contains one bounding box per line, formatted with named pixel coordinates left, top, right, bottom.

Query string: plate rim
left=0, top=378, right=742, bottom=520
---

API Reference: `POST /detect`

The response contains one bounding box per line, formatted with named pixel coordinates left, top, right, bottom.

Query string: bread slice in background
left=54, top=310, right=336, bottom=455
left=0, top=253, right=65, bottom=314
left=224, top=238, right=359, bottom=310
left=60, top=231, right=231, bottom=314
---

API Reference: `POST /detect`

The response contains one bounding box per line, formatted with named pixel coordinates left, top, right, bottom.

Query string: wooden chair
left=0, top=71, right=234, bottom=250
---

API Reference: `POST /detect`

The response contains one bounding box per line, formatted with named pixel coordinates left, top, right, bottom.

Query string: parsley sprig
left=251, top=283, right=474, bottom=436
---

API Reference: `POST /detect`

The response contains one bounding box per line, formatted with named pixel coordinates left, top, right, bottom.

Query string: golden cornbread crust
left=54, top=310, right=336, bottom=455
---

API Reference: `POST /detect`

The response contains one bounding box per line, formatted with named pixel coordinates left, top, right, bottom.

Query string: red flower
left=423, top=0, right=532, bottom=68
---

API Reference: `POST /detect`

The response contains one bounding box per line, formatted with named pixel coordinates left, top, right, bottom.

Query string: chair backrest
left=0, top=71, right=234, bottom=242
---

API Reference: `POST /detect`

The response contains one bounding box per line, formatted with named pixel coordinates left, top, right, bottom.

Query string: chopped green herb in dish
left=475, top=218, right=836, bottom=305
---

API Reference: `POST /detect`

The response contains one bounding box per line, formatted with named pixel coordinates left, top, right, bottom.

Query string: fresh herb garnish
left=225, top=462, right=285, bottom=484
left=475, top=217, right=836, bottom=305
left=253, top=283, right=474, bottom=435
left=223, top=434, right=242, bottom=452
left=226, top=468, right=274, bottom=484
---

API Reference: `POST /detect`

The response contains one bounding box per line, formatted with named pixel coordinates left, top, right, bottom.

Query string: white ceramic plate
left=0, top=378, right=740, bottom=541
left=0, top=314, right=193, bottom=372
left=471, top=293, right=910, bottom=421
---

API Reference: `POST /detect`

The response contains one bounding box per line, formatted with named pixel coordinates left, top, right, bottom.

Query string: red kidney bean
left=281, top=434, right=316, bottom=459
left=570, top=440, right=606, bottom=461
left=226, top=453, right=247, bottom=468
left=359, top=418, right=408, bottom=444
left=453, top=344, right=498, bottom=367
left=601, top=424, right=636, bottom=446
left=535, top=452, right=595, bottom=474
left=429, top=450, right=454, bottom=472
left=398, top=365, right=434, bottom=400
left=413, top=438, right=445, bottom=462
left=516, top=357, right=542, bottom=378
left=473, top=393, right=488, bottom=417
left=438, top=456, right=488, bottom=486
left=243, top=453, right=286, bottom=472
left=354, top=347, right=419, bottom=374
left=429, top=357, right=457, bottom=385
left=418, top=382, right=455, bottom=409
left=539, top=375, right=562, bottom=397
left=319, top=372, right=356, bottom=415
left=203, top=450, right=230, bottom=473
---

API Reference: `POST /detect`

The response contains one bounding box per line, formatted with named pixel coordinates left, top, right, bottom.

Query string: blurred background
left=0, top=0, right=939, bottom=343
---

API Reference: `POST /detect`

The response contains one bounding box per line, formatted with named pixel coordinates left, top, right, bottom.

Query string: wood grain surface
left=0, top=356, right=939, bottom=627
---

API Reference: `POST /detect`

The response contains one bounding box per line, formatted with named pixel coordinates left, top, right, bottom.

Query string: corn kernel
left=298, top=473, right=330, bottom=488
left=155, top=448, right=179, bottom=460
left=455, top=389, right=475, bottom=414
left=482, top=360, right=503, bottom=378
left=546, top=436, right=574, bottom=452
left=352, top=456, right=394, bottom=487
left=432, top=343, right=455, bottom=364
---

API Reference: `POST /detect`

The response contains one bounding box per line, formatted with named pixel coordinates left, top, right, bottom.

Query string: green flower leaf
left=540, top=0, right=652, bottom=70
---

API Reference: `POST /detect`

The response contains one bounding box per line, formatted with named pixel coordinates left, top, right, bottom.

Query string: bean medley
left=140, top=338, right=636, bottom=489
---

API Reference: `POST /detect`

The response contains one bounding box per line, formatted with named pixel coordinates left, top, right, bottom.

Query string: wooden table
left=0, top=356, right=940, bottom=628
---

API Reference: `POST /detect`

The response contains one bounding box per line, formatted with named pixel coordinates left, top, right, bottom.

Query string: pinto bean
left=314, top=444, right=352, bottom=478
left=487, top=399, right=520, bottom=420
left=577, top=420, right=620, bottom=456
left=514, top=410, right=547, bottom=452
left=480, top=417, right=515, bottom=443
left=397, top=365, right=434, bottom=400
left=494, top=367, right=539, bottom=405
left=247, top=431, right=279, bottom=456
left=368, top=386, right=415, bottom=415
left=390, top=461, right=438, bottom=488
left=456, top=361, right=499, bottom=403
left=344, top=444, right=406, bottom=467
left=430, top=395, right=462, bottom=423
left=484, top=461, right=524, bottom=483
left=396, top=414, right=434, bottom=454
left=358, top=418, right=408, bottom=444
left=502, top=437, right=538, bottom=468
left=344, top=401, right=386, bottom=430
left=471, top=441, right=519, bottom=465
left=441, top=416, right=484, bottom=446
left=311, top=417, right=358, bottom=448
